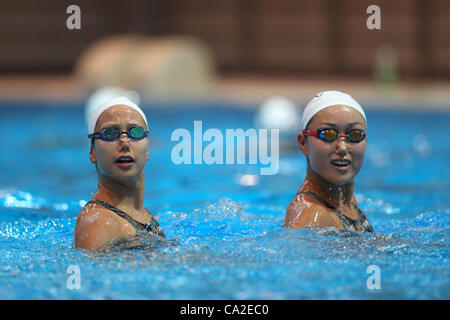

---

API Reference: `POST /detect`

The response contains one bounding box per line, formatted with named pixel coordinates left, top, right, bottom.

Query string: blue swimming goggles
left=88, top=127, right=149, bottom=141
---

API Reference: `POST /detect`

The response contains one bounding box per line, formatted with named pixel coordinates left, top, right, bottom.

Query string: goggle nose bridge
left=119, top=132, right=131, bottom=141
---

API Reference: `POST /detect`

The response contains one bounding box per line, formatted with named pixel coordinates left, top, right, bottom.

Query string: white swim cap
left=301, top=91, right=366, bottom=130
left=84, top=86, right=141, bottom=126
left=88, top=96, right=148, bottom=135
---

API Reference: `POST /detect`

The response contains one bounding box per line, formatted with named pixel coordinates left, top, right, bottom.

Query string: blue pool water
left=0, top=101, right=449, bottom=299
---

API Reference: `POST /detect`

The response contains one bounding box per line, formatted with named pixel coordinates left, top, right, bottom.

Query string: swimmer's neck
left=93, top=173, right=146, bottom=210
left=303, top=166, right=355, bottom=208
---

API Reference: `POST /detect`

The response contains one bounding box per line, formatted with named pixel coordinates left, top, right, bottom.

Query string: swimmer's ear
left=298, top=133, right=308, bottom=156
left=89, top=145, right=97, bottom=164
left=145, top=149, right=149, bottom=161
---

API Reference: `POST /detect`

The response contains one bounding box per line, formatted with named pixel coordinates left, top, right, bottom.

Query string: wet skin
left=74, top=105, right=156, bottom=250
left=283, top=105, right=368, bottom=230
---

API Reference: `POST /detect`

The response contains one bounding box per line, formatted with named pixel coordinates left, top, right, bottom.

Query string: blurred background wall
left=0, top=0, right=448, bottom=80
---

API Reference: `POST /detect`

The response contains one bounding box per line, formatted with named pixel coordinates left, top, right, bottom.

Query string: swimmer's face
left=89, top=105, right=149, bottom=182
left=299, top=105, right=366, bottom=186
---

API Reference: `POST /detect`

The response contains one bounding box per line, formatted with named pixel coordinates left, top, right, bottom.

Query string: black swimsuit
left=87, top=200, right=165, bottom=237
left=296, top=190, right=374, bottom=232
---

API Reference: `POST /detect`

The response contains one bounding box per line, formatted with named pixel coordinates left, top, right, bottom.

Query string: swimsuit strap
left=351, top=203, right=374, bottom=232
left=297, top=190, right=354, bottom=231
left=86, top=200, right=165, bottom=237
left=296, top=190, right=373, bottom=232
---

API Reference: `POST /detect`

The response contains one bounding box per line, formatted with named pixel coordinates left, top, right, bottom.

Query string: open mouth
left=330, top=159, right=351, bottom=170
left=115, top=156, right=135, bottom=167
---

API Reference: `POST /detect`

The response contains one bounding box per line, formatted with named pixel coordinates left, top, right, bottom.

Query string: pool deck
left=0, top=75, right=449, bottom=110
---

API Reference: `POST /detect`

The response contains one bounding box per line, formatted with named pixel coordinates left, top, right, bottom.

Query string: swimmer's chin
left=309, top=167, right=356, bottom=187
left=319, top=175, right=356, bottom=187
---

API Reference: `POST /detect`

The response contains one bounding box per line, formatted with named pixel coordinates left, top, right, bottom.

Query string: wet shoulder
left=74, top=202, right=134, bottom=249
left=76, top=202, right=120, bottom=228
left=284, top=194, right=337, bottom=229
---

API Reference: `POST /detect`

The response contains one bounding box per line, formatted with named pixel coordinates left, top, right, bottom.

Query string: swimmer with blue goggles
left=75, top=97, right=165, bottom=250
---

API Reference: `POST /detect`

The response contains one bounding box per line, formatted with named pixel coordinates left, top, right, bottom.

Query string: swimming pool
left=0, top=101, right=449, bottom=299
